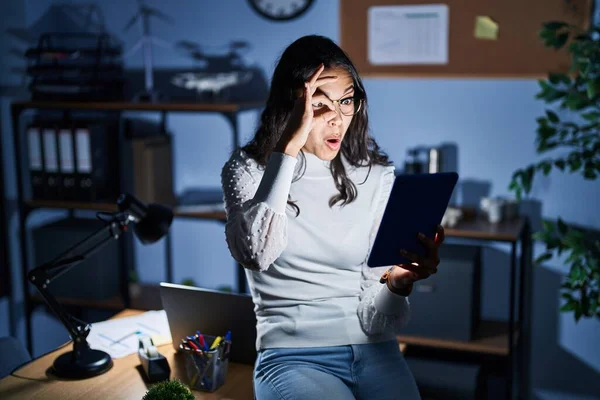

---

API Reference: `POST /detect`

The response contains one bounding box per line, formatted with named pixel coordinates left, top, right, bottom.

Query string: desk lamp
left=28, top=193, right=173, bottom=379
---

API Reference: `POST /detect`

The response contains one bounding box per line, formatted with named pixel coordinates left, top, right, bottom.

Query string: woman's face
left=302, top=67, right=356, bottom=161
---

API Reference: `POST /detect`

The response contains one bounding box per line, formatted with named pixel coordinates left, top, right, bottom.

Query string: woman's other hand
left=387, top=225, right=445, bottom=295
left=275, top=63, right=338, bottom=157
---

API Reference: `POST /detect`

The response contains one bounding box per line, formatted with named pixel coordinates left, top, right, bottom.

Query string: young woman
left=221, top=35, right=443, bottom=399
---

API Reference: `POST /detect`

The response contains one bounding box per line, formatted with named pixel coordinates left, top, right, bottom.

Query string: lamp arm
left=27, top=217, right=129, bottom=344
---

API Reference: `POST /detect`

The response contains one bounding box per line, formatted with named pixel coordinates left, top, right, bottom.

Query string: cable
left=9, top=339, right=73, bottom=380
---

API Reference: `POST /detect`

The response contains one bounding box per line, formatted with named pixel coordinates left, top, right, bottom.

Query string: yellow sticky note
left=474, top=16, right=499, bottom=40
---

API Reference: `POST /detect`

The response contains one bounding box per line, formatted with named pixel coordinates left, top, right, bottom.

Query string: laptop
left=159, top=282, right=257, bottom=365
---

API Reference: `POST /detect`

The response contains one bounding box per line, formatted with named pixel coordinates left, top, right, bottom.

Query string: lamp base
left=53, top=347, right=113, bottom=379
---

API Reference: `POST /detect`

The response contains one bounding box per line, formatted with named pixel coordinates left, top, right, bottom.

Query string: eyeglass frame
left=313, top=91, right=364, bottom=116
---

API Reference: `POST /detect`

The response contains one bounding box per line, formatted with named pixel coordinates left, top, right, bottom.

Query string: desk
left=0, top=310, right=255, bottom=399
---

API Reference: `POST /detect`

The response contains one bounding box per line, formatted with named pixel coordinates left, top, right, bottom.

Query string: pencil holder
left=182, top=335, right=231, bottom=392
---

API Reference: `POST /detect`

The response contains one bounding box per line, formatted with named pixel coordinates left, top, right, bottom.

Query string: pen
left=197, top=332, right=208, bottom=351
left=186, top=339, right=200, bottom=351
left=210, top=336, right=222, bottom=350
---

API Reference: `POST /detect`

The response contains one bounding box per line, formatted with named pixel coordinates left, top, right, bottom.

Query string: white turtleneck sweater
left=221, top=149, right=410, bottom=351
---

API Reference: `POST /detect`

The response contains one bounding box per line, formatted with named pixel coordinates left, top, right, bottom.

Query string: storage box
left=400, top=244, right=482, bottom=341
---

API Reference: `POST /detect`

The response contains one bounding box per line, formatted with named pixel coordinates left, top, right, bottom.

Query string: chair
left=0, top=336, right=32, bottom=379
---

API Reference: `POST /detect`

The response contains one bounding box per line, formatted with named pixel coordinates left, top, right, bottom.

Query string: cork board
left=340, top=0, right=593, bottom=78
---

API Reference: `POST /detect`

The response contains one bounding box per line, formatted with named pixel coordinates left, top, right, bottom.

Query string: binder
left=42, top=125, right=60, bottom=200
left=74, top=125, right=94, bottom=201
left=57, top=124, right=77, bottom=201
left=74, top=121, right=119, bottom=202
left=26, top=124, right=45, bottom=200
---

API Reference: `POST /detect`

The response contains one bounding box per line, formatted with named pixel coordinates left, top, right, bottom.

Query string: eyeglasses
left=312, top=95, right=364, bottom=116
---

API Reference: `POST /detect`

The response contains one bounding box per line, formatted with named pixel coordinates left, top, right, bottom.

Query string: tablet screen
left=367, top=172, right=458, bottom=268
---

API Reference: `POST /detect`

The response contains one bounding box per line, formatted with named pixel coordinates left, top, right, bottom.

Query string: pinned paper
left=368, top=4, right=449, bottom=65
left=474, top=16, right=499, bottom=40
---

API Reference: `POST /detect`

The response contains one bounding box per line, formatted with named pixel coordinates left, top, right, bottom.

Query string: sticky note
left=474, top=16, right=499, bottom=40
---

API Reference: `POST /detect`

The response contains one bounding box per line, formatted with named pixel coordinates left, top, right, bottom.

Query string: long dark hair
left=242, top=35, right=391, bottom=214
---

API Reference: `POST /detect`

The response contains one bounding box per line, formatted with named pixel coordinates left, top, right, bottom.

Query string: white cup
left=487, top=198, right=504, bottom=223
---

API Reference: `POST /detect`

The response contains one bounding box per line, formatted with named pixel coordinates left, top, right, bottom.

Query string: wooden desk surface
left=0, top=310, right=255, bottom=400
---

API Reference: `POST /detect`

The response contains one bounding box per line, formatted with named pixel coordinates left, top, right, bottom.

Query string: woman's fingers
left=400, top=249, right=439, bottom=273
left=417, top=232, right=436, bottom=250
left=303, top=83, right=312, bottom=114
left=308, top=63, right=325, bottom=86
left=305, top=64, right=338, bottom=96
left=399, top=249, right=423, bottom=265
left=395, top=263, right=436, bottom=278
left=434, top=224, right=445, bottom=245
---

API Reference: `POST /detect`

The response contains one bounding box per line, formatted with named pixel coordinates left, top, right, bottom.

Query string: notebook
left=159, top=282, right=257, bottom=365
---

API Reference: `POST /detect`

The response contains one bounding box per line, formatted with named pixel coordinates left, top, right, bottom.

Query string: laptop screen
left=159, top=282, right=257, bottom=365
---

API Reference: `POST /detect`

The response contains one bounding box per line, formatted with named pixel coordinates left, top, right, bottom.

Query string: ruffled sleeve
left=221, top=150, right=297, bottom=271
left=357, top=165, right=411, bottom=335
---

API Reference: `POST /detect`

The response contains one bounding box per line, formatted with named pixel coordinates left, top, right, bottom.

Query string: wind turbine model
left=123, top=0, right=173, bottom=102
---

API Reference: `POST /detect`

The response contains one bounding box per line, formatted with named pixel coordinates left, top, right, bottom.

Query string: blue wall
left=1, top=0, right=599, bottom=397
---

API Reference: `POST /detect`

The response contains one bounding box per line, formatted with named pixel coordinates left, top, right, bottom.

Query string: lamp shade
left=133, top=203, right=173, bottom=244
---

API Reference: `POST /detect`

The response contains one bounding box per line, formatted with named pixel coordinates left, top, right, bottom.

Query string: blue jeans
left=253, top=340, right=421, bottom=400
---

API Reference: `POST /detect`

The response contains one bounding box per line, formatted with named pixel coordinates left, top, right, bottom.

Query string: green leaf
left=548, top=73, right=571, bottom=85
left=569, top=263, right=586, bottom=282
left=543, top=21, right=569, bottom=31
left=539, top=161, right=553, bottom=175
left=537, top=123, right=557, bottom=141
left=581, top=111, right=600, bottom=121
left=575, top=305, right=583, bottom=322
left=523, top=166, right=535, bottom=193
left=546, top=237, right=562, bottom=250
left=535, top=252, right=553, bottom=264
left=533, top=231, right=547, bottom=242
left=589, top=297, right=599, bottom=316
left=542, top=219, right=555, bottom=233
left=562, top=292, right=574, bottom=301
left=586, top=79, right=600, bottom=100
left=584, top=169, right=597, bottom=179
left=555, top=159, right=566, bottom=170
left=565, top=91, right=588, bottom=110
left=555, top=32, right=570, bottom=49
left=546, top=110, right=560, bottom=123
left=568, top=157, right=583, bottom=172
left=557, top=218, right=568, bottom=235
left=560, top=298, right=577, bottom=312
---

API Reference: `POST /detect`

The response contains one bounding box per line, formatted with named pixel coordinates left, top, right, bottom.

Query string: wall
left=1, top=0, right=598, bottom=397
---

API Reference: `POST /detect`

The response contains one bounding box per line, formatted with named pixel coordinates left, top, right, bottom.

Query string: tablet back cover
left=367, top=172, right=458, bottom=268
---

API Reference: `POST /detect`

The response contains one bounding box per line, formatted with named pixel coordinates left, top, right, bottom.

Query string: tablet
left=367, top=172, right=459, bottom=268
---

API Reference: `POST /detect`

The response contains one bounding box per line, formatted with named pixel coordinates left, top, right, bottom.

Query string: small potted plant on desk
left=510, top=21, right=600, bottom=321
left=142, top=379, right=195, bottom=400
left=129, top=269, right=142, bottom=299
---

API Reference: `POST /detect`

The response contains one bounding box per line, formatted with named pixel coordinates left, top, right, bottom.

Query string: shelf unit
left=10, top=99, right=263, bottom=359
left=10, top=100, right=532, bottom=399
left=398, top=217, right=532, bottom=400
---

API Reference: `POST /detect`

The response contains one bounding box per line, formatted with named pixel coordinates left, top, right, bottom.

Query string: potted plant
left=509, top=21, right=600, bottom=321
left=181, top=278, right=197, bottom=287
left=129, top=269, right=142, bottom=299
left=142, top=379, right=195, bottom=400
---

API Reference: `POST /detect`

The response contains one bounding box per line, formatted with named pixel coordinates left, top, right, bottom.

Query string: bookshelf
left=10, top=99, right=263, bottom=359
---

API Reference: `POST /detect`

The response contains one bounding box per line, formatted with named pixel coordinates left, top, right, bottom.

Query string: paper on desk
left=87, top=310, right=172, bottom=359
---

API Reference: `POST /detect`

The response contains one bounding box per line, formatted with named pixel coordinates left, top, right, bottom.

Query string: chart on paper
left=368, top=4, right=449, bottom=65
left=87, top=310, right=172, bottom=358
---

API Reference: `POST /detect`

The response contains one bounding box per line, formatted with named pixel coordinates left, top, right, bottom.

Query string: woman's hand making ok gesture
left=275, top=63, right=338, bottom=157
